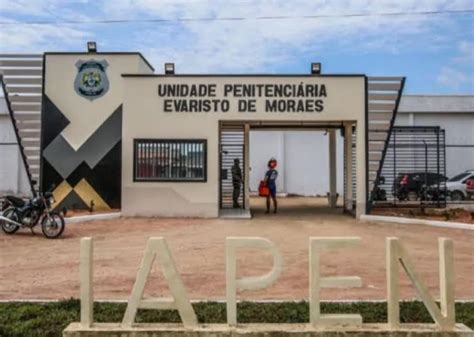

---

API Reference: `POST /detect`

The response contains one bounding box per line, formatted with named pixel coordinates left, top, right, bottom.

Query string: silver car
left=446, top=170, right=474, bottom=201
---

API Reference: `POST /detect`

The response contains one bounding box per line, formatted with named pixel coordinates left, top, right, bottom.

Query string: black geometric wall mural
left=41, top=96, right=70, bottom=150
left=41, top=94, right=122, bottom=211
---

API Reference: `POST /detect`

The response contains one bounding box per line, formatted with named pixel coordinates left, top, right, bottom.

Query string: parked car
left=392, top=172, right=447, bottom=201
left=466, top=178, right=474, bottom=199
left=446, top=170, right=474, bottom=201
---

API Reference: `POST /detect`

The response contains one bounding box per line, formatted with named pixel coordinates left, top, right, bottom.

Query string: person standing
left=264, top=158, right=278, bottom=214
left=231, top=158, right=243, bottom=208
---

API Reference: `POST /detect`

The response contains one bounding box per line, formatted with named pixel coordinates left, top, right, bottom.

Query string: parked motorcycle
left=372, top=176, right=387, bottom=202
left=419, top=183, right=447, bottom=202
left=0, top=187, right=65, bottom=239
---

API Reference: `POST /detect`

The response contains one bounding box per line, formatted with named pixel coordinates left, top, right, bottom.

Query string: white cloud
left=117, top=0, right=471, bottom=72
left=437, top=66, right=471, bottom=89
left=0, top=0, right=94, bottom=52
left=0, top=0, right=87, bottom=17
left=0, top=20, right=89, bottom=52
left=437, top=41, right=474, bottom=90
left=0, top=0, right=472, bottom=75
left=454, top=40, right=474, bottom=64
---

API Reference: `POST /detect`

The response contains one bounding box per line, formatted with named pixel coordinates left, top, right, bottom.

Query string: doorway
left=218, top=124, right=250, bottom=218
left=219, top=121, right=358, bottom=218
left=249, top=128, right=344, bottom=216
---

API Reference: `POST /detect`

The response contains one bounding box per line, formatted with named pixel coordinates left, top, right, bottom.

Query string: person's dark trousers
left=232, top=183, right=241, bottom=208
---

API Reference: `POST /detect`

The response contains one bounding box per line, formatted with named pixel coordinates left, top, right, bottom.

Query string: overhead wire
left=0, top=8, right=472, bottom=25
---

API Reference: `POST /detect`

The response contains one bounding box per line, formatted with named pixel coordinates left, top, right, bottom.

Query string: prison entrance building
left=1, top=51, right=411, bottom=218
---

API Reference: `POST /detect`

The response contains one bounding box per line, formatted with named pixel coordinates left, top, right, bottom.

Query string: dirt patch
left=1, top=197, right=473, bottom=301
left=372, top=207, right=474, bottom=224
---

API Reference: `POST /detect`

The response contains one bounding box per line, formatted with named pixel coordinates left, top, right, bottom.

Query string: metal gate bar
left=343, top=126, right=357, bottom=213
left=219, top=124, right=245, bottom=209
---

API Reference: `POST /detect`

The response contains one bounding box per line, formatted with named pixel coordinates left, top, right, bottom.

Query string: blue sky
left=0, top=0, right=473, bottom=94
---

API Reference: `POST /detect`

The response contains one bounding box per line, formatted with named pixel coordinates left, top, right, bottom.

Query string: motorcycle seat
left=5, top=195, right=25, bottom=207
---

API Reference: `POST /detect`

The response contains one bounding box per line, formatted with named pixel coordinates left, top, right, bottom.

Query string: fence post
left=436, top=129, right=440, bottom=208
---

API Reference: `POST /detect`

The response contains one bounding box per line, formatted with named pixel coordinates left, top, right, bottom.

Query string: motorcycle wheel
left=397, top=194, right=407, bottom=201
left=1, top=208, right=20, bottom=234
left=41, top=213, right=65, bottom=239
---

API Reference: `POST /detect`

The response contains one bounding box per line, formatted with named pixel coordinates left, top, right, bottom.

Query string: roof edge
left=402, top=94, right=474, bottom=97
left=121, top=73, right=366, bottom=78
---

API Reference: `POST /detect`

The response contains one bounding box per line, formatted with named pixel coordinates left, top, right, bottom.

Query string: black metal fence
left=371, top=126, right=447, bottom=208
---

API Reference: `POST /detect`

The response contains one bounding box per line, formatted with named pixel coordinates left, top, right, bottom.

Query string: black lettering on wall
left=159, top=83, right=328, bottom=113
left=315, top=99, right=324, bottom=112
left=164, top=100, right=172, bottom=112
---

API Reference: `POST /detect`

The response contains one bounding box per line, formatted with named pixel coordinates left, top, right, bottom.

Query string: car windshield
left=448, top=172, right=470, bottom=182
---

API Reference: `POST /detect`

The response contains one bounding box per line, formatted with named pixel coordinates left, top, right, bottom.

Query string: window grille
left=133, top=139, right=207, bottom=182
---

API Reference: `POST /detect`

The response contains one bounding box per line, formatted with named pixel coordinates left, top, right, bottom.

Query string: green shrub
left=0, top=299, right=472, bottom=337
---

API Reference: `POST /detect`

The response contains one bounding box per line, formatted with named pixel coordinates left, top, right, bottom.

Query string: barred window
left=134, top=139, right=207, bottom=182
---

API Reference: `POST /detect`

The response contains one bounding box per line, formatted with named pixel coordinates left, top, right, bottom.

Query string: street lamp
left=87, top=41, right=97, bottom=53
left=164, top=63, right=175, bottom=75
left=311, top=62, right=321, bottom=75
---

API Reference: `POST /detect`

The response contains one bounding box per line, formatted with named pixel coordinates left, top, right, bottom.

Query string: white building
left=0, top=89, right=30, bottom=197
left=396, top=95, right=474, bottom=179
left=249, top=95, right=474, bottom=195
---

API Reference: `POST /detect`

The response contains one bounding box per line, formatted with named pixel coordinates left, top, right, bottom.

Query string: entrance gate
left=219, top=121, right=357, bottom=215
left=219, top=124, right=245, bottom=209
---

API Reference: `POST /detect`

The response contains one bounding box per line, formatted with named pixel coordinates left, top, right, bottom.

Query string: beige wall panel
left=137, top=58, right=155, bottom=74
left=45, top=54, right=152, bottom=150
left=121, top=76, right=365, bottom=217
left=122, top=187, right=218, bottom=217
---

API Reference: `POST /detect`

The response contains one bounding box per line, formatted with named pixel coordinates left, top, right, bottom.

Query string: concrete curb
left=65, top=212, right=121, bottom=224
left=360, top=214, right=473, bottom=231
left=0, top=299, right=388, bottom=304
left=2, top=298, right=474, bottom=304
left=64, top=322, right=472, bottom=336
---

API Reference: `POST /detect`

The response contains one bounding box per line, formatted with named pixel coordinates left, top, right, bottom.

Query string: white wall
left=250, top=131, right=286, bottom=193
left=249, top=130, right=344, bottom=196
left=0, top=95, right=31, bottom=197
left=395, top=112, right=474, bottom=178
left=416, top=113, right=474, bottom=178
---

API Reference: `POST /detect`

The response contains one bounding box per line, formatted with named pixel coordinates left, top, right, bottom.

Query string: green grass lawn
left=0, top=300, right=472, bottom=337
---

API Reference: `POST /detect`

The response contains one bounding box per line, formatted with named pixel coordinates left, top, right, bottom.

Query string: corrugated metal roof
left=399, top=95, right=474, bottom=113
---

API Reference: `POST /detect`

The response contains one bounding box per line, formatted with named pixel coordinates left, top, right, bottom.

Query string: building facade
left=120, top=74, right=367, bottom=217
left=2, top=50, right=436, bottom=218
